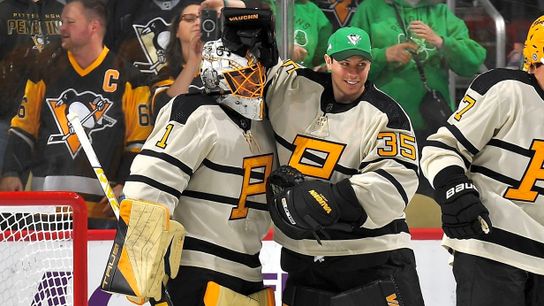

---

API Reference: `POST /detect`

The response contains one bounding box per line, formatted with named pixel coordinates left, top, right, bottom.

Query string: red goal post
left=0, top=191, right=88, bottom=306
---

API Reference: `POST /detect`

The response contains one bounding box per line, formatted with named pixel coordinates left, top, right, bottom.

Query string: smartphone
left=200, top=9, right=220, bottom=42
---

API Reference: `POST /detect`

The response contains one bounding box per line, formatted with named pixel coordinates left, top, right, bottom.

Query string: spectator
left=350, top=0, right=486, bottom=195
left=291, top=0, right=333, bottom=69
left=151, top=0, right=204, bottom=120
left=420, top=14, right=544, bottom=306
left=0, top=0, right=64, bottom=179
left=350, top=0, right=486, bottom=136
left=105, top=0, right=196, bottom=82
left=0, top=0, right=152, bottom=229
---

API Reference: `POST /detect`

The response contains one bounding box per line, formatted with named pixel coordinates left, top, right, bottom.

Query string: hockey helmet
left=200, top=39, right=266, bottom=120
left=523, top=15, right=544, bottom=71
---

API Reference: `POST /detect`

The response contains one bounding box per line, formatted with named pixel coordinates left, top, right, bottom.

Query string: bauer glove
left=434, top=166, right=492, bottom=239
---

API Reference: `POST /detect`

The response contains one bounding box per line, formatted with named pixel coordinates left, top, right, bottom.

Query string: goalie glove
left=267, top=166, right=366, bottom=244
left=434, top=166, right=492, bottom=239
left=101, top=199, right=185, bottom=301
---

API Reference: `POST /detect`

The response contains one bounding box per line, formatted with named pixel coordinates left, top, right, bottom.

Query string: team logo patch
left=133, top=17, right=171, bottom=75
left=46, top=89, right=117, bottom=158
left=347, top=34, right=361, bottom=45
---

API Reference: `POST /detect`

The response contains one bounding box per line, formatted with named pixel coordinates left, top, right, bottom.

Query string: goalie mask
left=200, top=39, right=266, bottom=120
left=523, top=15, right=544, bottom=72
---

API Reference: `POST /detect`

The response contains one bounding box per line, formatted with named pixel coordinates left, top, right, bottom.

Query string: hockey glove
left=434, top=166, right=492, bottom=239
left=101, top=199, right=185, bottom=301
left=222, top=8, right=278, bottom=68
left=267, top=166, right=365, bottom=243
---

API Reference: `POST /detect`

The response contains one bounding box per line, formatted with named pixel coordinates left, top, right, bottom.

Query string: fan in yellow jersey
left=420, top=15, right=544, bottom=306
left=108, top=10, right=278, bottom=305
left=0, top=0, right=152, bottom=228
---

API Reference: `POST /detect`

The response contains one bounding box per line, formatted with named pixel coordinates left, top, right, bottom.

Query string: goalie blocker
left=101, top=199, right=185, bottom=302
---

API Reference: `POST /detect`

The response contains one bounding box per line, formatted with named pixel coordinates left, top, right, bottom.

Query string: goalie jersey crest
left=46, top=89, right=117, bottom=158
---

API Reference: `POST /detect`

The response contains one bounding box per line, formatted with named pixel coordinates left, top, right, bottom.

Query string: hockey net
left=0, top=191, right=87, bottom=306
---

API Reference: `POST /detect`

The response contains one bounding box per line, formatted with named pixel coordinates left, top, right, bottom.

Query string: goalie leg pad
left=248, top=287, right=275, bottom=306
left=203, top=281, right=260, bottom=306
left=101, top=199, right=185, bottom=301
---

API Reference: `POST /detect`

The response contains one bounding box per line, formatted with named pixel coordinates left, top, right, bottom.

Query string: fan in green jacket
left=293, top=0, right=333, bottom=68
left=257, top=0, right=333, bottom=68
left=350, top=0, right=486, bottom=131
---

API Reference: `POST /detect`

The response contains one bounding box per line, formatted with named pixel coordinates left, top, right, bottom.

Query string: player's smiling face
left=326, top=55, right=370, bottom=104
left=59, top=2, right=94, bottom=51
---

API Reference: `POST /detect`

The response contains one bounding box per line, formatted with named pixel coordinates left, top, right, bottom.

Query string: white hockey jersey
left=265, top=60, right=419, bottom=257
left=421, top=68, right=544, bottom=275
left=123, top=93, right=276, bottom=282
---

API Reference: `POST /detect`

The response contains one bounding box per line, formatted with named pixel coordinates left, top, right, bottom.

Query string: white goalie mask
left=200, top=39, right=266, bottom=120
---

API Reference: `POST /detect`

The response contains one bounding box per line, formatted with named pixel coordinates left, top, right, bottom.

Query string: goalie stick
left=67, top=113, right=174, bottom=306
left=67, top=112, right=120, bottom=217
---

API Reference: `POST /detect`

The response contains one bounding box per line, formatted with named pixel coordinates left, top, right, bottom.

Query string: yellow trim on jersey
left=152, top=78, right=174, bottom=89
left=11, top=79, right=46, bottom=138
left=68, top=46, right=110, bottom=77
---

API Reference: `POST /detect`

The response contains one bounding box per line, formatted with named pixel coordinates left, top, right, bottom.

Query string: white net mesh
left=0, top=206, right=75, bottom=305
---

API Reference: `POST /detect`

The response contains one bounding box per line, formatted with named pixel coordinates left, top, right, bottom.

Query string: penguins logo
left=47, top=89, right=117, bottom=158
left=133, top=17, right=171, bottom=75
left=315, top=0, right=360, bottom=28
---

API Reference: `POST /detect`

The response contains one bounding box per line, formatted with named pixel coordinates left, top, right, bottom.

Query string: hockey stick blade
left=67, top=112, right=120, bottom=217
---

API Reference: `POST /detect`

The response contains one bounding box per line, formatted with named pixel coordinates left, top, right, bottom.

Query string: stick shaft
left=67, top=113, right=120, bottom=217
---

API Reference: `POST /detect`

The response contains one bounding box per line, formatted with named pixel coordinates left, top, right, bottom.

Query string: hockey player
left=264, top=27, right=425, bottom=306
left=101, top=9, right=278, bottom=305
left=0, top=0, right=152, bottom=228
left=419, top=15, right=544, bottom=306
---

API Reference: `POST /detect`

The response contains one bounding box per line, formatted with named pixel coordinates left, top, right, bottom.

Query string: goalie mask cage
left=0, top=191, right=88, bottom=305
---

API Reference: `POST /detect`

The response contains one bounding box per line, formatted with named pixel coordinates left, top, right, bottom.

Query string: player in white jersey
left=264, top=26, right=425, bottom=306
left=420, top=15, right=544, bottom=306
left=108, top=36, right=277, bottom=305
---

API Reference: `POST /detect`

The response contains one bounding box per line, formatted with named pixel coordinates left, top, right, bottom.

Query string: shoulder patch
left=363, top=84, right=412, bottom=130
left=470, top=68, right=533, bottom=96
left=169, top=94, right=216, bottom=124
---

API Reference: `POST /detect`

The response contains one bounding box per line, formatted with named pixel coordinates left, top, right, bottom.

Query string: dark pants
left=453, top=251, right=544, bottom=306
left=281, top=248, right=425, bottom=306
left=164, top=266, right=264, bottom=306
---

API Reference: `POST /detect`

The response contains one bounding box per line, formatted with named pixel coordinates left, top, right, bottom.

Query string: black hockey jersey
left=3, top=47, right=152, bottom=218
left=108, top=0, right=191, bottom=77
left=0, top=0, right=64, bottom=118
